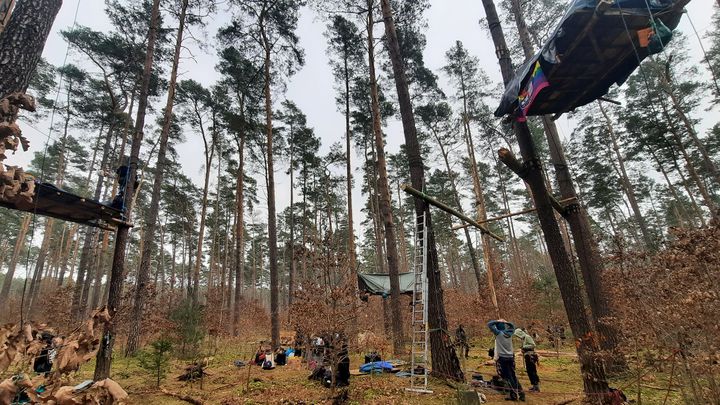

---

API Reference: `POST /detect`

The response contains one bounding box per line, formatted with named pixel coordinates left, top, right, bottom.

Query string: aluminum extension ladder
left=406, top=211, right=432, bottom=394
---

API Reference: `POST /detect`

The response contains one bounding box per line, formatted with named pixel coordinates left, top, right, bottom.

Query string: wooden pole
left=0, top=0, right=16, bottom=34
left=400, top=184, right=504, bottom=242
left=452, top=198, right=577, bottom=229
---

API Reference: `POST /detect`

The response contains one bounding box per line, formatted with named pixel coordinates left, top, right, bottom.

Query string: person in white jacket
left=514, top=328, right=540, bottom=392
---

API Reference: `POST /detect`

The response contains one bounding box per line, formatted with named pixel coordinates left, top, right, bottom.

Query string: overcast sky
left=16, top=0, right=717, bottom=246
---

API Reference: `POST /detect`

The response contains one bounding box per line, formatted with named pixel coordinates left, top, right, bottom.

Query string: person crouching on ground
left=488, top=319, right=525, bottom=402
left=514, top=327, right=540, bottom=392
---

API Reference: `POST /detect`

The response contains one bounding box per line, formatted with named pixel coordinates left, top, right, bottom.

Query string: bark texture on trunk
left=0, top=0, right=62, bottom=99
left=94, top=0, right=161, bottom=380
left=380, top=0, right=463, bottom=381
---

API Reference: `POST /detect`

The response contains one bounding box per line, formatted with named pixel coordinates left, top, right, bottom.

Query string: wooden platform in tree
left=0, top=182, right=125, bottom=229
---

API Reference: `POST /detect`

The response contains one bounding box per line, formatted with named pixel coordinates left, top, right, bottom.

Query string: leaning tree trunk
left=507, top=0, right=624, bottom=368
left=0, top=0, right=62, bottom=99
left=126, top=0, right=189, bottom=356
left=380, top=0, right=463, bottom=381
left=367, top=2, right=404, bottom=354
left=94, top=0, right=161, bottom=380
left=480, top=0, right=609, bottom=399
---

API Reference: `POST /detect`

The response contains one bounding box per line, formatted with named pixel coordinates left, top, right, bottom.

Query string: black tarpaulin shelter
left=495, top=0, right=689, bottom=118
left=358, top=273, right=416, bottom=296
left=0, top=182, right=124, bottom=229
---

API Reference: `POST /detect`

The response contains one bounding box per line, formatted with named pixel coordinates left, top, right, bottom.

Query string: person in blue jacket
left=488, top=319, right=525, bottom=401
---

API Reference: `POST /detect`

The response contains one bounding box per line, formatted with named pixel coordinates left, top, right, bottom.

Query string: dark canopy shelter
left=358, top=273, right=416, bottom=296
left=495, top=0, right=688, bottom=118
left=0, top=182, right=124, bottom=229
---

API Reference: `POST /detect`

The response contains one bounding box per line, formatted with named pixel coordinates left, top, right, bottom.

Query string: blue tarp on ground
left=359, top=361, right=395, bottom=373
left=495, top=0, right=687, bottom=118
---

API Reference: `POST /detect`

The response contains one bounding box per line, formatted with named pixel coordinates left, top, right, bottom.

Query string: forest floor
left=70, top=338, right=684, bottom=404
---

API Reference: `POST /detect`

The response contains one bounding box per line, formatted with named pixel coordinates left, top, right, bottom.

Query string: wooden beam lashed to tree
left=451, top=197, right=578, bottom=230
left=400, top=184, right=504, bottom=242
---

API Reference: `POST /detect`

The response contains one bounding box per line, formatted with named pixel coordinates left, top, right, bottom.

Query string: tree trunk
left=0, top=0, right=62, bottom=99
left=429, top=128, right=486, bottom=303
left=598, top=102, right=655, bottom=250
left=73, top=123, right=115, bottom=319
left=662, top=70, right=720, bottom=186
left=193, top=140, right=213, bottom=302
left=0, top=214, right=30, bottom=305
left=480, top=0, right=609, bottom=398
left=462, top=123, right=500, bottom=317
left=508, top=0, right=623, bottom=363
left=57, top=224, right=78, bottom=285
left=288, top=126, right=295, bottom=310
left=344, top=49, right=357, bottom=288
left=367, top=2, right=404, bottom=354
left=380, top=0, right=463, bottom=381
left=27, top=218, right=54, bottom=310
left=260, top=22, right=280, bottom=349
left=233, top=135, right=245, bottom=336
left=126, top=0, right=188, bottom=356
left=94, top=0, right=161, bottom=380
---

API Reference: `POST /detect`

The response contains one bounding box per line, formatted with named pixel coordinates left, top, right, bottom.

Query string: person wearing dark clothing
left=32, top=333, right=55, bottom=375
left=455, top=324, right=470, bottom=359
left=488, top=319, right=525, bottom=402
left=336, top=342, right=350, bottom=387
left=275, top=348, right=287, bottom=366
left=515, top=328, right=540, bottom=392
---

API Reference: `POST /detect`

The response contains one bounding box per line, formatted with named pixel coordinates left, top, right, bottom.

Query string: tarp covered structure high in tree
left=357, top=273, right=416, bottom=296
left=495, top=0, right=689, bottom=118
left=0, top=182, right=125, bottom=229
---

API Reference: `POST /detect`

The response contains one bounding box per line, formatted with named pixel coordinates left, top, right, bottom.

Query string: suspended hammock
left=495, top=0, right=690, bottom=118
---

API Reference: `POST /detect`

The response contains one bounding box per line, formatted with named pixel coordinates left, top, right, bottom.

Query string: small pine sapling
left=137, top=339, right=173, bottom=387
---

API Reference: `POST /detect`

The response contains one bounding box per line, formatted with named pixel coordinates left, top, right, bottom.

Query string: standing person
left=488, top=319, right=525, bottom=401
left=455, top=324, right=470, bottom=359
left=515, top=327, right=540, bottom=392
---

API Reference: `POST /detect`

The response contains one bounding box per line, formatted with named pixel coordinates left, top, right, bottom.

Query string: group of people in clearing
left=455, top=319, right=541, bottom=402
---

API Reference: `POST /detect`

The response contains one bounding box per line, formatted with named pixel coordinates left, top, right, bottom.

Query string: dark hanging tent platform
left=495, top=0, right=689, bottom=118
left=358, top=273, right=416, bottom=296
left=0, top=182, right=125, bottom=229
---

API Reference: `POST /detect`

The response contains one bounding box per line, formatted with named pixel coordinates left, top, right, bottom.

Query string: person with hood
left=488, top=319, right=524, bottom=401
left=515, top=327, right=540, bottom=392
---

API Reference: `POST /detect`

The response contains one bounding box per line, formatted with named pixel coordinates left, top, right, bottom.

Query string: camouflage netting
left=0, top=308, right=129, bottom=404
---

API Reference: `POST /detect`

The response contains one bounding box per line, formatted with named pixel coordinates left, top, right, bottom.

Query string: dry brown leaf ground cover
left=62, top=337, right=684, bottom=405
